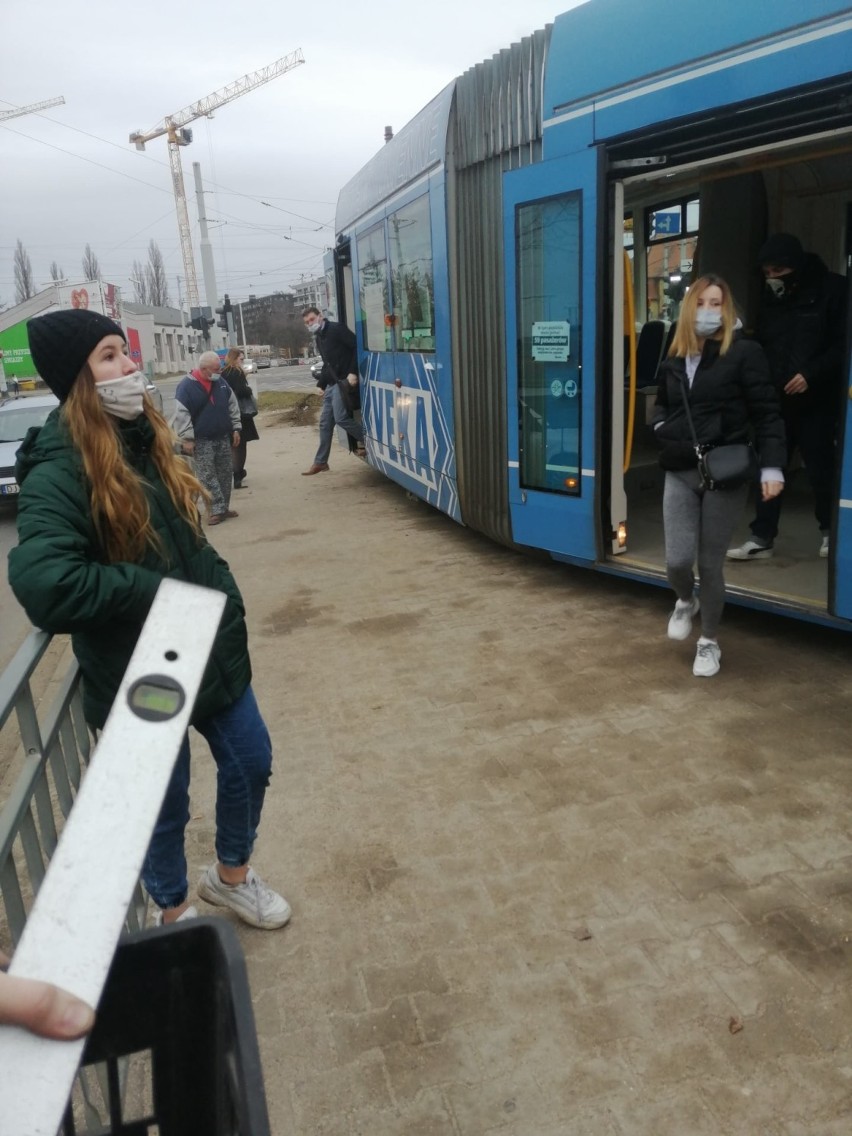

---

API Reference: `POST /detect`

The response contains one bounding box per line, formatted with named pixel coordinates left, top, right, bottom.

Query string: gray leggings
left=663, top=469, right=748, bottom=639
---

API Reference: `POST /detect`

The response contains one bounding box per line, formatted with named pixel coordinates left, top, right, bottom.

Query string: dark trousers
left=233, top=436, right=247, bottom=484
left=751, top=409, right=836, bottom=541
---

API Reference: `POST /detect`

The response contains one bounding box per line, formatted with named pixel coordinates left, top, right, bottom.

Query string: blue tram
left=329, top=0, right=852, bottom=627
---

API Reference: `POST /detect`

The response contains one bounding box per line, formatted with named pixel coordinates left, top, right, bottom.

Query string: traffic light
left=216, top=294, right=233, bottom=332
left=190, top=306, right=214, bottom=337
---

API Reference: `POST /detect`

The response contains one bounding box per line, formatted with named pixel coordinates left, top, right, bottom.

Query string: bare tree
left=49, top=261, right=65, bottom=283
left=145, top=240, right=170, bottom=307
left=130, top=259, right=149, bottom=304
left=82, top=244, right=101, bottom=281
left=14, top=239, right=35, bottom=302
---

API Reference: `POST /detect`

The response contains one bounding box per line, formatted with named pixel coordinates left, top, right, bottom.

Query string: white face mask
left=96, top=371, right=147, bottom=420
left=694, top=310, right=723, bottom=337
left=305, top=319, right=322, bottom=335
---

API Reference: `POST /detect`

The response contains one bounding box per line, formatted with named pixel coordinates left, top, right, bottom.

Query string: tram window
left=644, top=196, right=699, bottom=323
left=516, top=192, right=581, bottom=496
left=357, top=224, right=392, bottom=351
left=388, top=194, right=435, bottom=352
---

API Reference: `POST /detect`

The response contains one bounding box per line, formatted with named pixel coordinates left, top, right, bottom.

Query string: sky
left=0, top=0, right=584, bottom=314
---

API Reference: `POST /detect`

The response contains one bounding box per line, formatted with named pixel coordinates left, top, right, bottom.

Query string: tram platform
left=143, top=414, right=852, bottom=1133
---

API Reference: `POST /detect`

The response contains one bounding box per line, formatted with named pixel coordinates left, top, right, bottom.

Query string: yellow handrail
left=623, top=249, right=637, bottom=473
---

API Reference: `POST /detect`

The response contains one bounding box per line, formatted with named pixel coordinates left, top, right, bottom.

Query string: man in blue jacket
left=301, top=306, right=365, bottom=475
left=173, top=351, right=241, bottom=525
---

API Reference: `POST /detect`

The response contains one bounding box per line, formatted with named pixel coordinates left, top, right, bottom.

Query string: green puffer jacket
left=8, top=409, right=251, bottom=730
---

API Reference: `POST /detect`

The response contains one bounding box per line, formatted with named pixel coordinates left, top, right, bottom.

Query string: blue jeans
left=142, top=685, right=273, bottom=909
left=313, top=383, right=364, bottom=464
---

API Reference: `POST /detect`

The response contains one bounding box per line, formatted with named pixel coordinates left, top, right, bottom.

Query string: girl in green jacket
left=9, top=309, right=290, bottom=930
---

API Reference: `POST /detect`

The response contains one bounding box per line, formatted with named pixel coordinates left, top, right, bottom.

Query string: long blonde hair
left=63, top=367, right=208, bottom=563
left=668, top=273, right=737, bottom=359
left=224, top=347, right=244, bottom=370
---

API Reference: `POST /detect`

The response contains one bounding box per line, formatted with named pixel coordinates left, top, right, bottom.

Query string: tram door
left=502, top=149, right=601, bottom=562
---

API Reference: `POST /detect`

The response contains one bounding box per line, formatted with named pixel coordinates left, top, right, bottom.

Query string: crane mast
left=129, top=49, right=305, bottom=312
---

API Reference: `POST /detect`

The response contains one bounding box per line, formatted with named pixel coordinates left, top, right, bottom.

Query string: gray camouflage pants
left=194, top=435, right=233, bottom=517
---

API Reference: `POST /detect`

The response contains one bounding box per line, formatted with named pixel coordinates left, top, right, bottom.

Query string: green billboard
left=0, top=320, right=36, bottom=379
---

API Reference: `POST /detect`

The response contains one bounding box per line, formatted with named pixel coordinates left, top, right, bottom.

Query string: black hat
left=757, top=233, right=805, bottom=273
left=27, top=309, right=126, bottom=402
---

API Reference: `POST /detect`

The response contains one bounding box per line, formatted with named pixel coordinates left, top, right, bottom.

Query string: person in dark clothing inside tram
left=727, top=233, right=848, bottom=561
left=301, top=306, right=365, bottom=475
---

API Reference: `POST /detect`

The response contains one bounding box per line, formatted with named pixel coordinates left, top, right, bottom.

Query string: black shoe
left=233, top=477, right=246, bottom=489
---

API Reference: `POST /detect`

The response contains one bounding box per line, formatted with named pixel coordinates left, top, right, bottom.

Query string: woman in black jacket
left=653, top=275, right=785, bottom=677
left=222, top=348, right=259, bottom=488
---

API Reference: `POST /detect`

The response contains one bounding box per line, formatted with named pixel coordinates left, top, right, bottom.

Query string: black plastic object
left=63, top=918, right=270, bottom=1135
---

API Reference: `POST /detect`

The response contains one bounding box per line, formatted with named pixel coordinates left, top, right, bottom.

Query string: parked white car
left=0, top=394, right=59, bottom=502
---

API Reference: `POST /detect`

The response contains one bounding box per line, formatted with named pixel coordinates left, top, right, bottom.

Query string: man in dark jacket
left=728, top=233, right=848, bottom=560
left=173, top=351, right=241, bottom=524
left=301, top=306, right=365, bottom=475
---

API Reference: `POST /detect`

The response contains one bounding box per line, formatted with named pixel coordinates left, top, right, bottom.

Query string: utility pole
left=193, top=162, right=218, bottom=314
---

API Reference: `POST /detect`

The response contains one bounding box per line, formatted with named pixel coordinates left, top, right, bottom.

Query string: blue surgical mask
left=694, top=310, right=723, bottom=337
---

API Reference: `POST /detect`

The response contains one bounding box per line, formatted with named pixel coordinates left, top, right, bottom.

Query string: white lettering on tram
left=369, top=381, right=436, bottom=488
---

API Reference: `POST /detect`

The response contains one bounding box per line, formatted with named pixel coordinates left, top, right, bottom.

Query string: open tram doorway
left=608, top=129, right=852, bottom=618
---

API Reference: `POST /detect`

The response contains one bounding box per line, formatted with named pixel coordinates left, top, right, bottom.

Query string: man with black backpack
left=301, top=306, right=365, bottom=475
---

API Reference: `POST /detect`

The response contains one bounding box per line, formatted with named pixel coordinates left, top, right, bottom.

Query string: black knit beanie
left=27, top=309, right=126, bottom=402
left=757, top=233, right=805, bottom=273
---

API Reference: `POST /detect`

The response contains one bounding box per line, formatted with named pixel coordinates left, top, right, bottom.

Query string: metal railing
left=0, top=580, right=225, bottom=1134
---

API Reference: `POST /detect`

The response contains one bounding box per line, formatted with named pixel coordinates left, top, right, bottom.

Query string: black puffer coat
left=9, top=411, right=251, bottom=730
left=652, top=335, right=786, bottom=472
left=222, top=365, right=259, bottom=443
left=756, top=253, right=848, bottom=415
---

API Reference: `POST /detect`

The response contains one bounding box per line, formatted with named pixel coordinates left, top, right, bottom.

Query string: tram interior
left=617, top=135, right=851, bottom=612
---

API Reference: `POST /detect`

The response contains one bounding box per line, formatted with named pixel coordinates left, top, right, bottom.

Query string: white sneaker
left=726, top=539, right=773, bottom=560
left=693, top=638, right=721, bottom=678
left=197, top=864, right=291, bottom=929
left=155, top=904, right=198, bottom=927
left=820, top=535, right=829, bottom=559
left=667, top=596, right=700, bottom=641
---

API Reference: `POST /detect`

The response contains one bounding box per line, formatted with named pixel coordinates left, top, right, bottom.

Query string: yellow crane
left=129, top=50, right=305, bottom=309
left=0, top=96, right=65, bottom=123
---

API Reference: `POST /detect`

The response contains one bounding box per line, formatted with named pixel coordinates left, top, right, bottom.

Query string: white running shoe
left=667, top=596, right=700, bottom=641
left=154, top=904, right=198, bottom=927
left=726, top=539, right=773, bottom=560
left=197, top=864, right=291, bottom=929
left=820, top=535, right=829, bottom=559
left=693, top=638, right=721, bottom=678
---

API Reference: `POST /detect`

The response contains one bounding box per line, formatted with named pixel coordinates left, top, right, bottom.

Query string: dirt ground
left=6, top=405, right=852, bottom=1134
left=170, top=410, right=852, bottom=1135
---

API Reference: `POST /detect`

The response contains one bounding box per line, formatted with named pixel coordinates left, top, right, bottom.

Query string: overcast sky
left=0, top=0, right=585, bottom=313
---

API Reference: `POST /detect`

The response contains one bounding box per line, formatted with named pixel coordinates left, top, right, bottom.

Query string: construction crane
left=0, top=96, right=65, bottom=123
left=129, top=50, right=305, bottom=310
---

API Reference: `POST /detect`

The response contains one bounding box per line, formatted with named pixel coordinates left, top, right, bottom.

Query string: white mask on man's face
left=306, top=319, right=322, bottom=335
left=96, top=371, right=147, bottom=420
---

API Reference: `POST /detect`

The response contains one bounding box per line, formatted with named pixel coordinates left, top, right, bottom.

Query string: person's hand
left=346, top=373, right=359, bottom=387
left=0, top=957, right=94, bottom=1040
left=784, top=373, right=808, bottom=395
left=232, top=431, right=241, bottom=448
left=761, top=479, right=784, bottom=501
left=180, top=440, right=195, bottom=456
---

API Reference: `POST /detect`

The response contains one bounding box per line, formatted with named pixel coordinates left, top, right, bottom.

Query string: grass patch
left=257, top=390, right=321, bottom=411
left=257, top=389, right=322, bottom=427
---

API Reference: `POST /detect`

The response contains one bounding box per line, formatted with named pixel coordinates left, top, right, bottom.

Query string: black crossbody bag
left=679, top=375, right=758, bottom=491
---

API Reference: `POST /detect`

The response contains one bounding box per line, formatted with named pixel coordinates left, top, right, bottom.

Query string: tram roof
left=545, top=0, right=852, bottom=120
